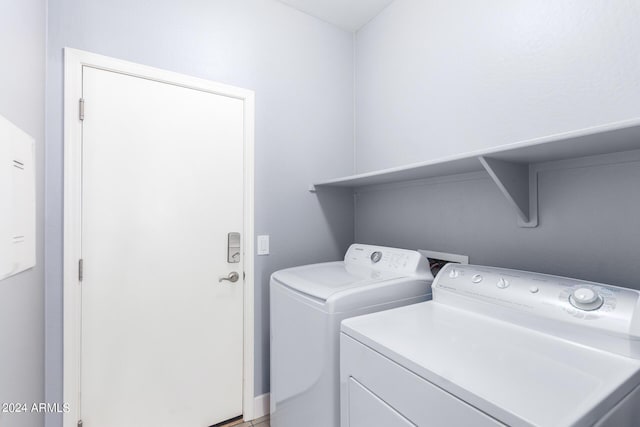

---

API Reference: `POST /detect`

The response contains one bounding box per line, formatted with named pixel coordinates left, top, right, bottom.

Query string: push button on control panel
left=472, top=274, right=483, bottom=284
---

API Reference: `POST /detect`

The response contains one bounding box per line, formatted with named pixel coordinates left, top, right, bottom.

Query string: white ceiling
left=278, top=0, right=395, bottom=31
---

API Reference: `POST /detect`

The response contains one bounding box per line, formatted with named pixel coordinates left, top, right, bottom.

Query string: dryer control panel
left=434, top=264, right=640, bottom=340
left=344, top=244, right=432, bottom=278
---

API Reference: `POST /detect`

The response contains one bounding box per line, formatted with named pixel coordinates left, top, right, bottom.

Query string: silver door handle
left=219, top=271, right=239, bottom=283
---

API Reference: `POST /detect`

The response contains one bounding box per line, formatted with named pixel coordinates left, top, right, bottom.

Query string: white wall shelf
left=310, top=118, right=640, bottom=228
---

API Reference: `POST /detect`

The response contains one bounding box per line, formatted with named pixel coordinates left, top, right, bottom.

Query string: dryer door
left=348, top=378, right=414, bottom=427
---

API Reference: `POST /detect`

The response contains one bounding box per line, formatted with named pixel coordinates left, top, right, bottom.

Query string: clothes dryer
left=341, top=264, right=640, bottom=427
left=270, top=244, right=433, bottom=427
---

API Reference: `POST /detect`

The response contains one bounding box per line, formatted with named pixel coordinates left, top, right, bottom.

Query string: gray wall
left=355, top=0, right=640, bottom=172
left=45, top=1, right=354, bottom=425
left=355, top=154, right=640, bottom=289
left=0, top=1, right=46, bottom=426
left=354, top=1, right=640, bottom=289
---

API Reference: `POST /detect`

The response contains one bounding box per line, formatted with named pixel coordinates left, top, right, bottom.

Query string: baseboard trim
left=252, top=393, right=270, bottom=420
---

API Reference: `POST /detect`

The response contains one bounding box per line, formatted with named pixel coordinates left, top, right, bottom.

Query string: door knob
left=219, top=271, right=240, bottom=283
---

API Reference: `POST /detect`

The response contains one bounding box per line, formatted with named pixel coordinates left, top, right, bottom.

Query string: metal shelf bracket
left=479, top=156, right=538, bottom=228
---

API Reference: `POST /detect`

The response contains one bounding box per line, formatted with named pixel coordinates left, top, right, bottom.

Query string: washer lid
left=341, top=302, right=640, bottom=427
left=272, top=261, right=406, bottom=301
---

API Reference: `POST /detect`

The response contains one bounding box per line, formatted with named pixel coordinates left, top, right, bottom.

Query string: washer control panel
left=435, top=264, right=640, bottom=337
left=344, top=244, right=432, bottom=277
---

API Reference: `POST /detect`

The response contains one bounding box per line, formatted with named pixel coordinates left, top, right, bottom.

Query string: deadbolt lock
left=227, top=232, right=241, bottom=263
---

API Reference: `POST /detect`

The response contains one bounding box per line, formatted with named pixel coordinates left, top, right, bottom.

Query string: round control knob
left=573, top=288, right=597, bottom=304
left=569, top=287, right=604, bottom=311
left=472, top=274, right=483, bottom=284
left=449, top=268, right=459, bottom=278
left=370, top=251, right=382, bottom=264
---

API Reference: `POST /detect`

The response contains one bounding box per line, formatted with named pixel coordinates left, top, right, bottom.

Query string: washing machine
left=270, top=244, right=434, bottom=427
left=341, top=264, right=640, bottom=426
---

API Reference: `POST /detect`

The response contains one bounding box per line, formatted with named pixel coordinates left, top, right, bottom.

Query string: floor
left=219, top=414, right=270, bottom=427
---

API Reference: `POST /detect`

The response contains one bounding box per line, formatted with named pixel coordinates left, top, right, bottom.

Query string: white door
left=80, top=66, right=245, bottom=427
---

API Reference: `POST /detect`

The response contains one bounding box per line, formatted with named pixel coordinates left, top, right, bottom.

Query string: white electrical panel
left=0, top=114, right=35, bottom=280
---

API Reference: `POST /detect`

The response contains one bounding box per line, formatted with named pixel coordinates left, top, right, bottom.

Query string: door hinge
left=79, top=98, right=85, bottom=121
left=78, top=259, right=84, bottom=282
left=78, top=420, right=83, bottom=427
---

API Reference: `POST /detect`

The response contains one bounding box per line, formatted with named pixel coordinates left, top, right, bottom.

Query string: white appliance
left=341, top=264, right=640, bottom=427
left=270, top=244, right=434, bottom=427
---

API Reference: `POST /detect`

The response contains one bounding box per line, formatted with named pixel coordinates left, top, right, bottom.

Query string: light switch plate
left=257, top=235, right=269, bottom=256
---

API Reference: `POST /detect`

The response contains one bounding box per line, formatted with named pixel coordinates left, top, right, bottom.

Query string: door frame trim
left=62, top=48, right=256, bottom=426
